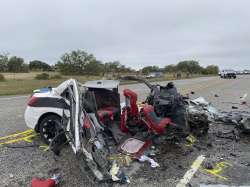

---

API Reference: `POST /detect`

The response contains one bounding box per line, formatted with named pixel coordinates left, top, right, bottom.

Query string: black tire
left=39, top=114, right=65, bottom=144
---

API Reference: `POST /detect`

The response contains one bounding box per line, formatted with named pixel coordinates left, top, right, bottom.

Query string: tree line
left=0, top=54, right=52, bottom=72
left=141, top=61, right=218, bottom=75
left=163, top=61, right=219, bottom=75
left=0, top=50, right=218, bottom=75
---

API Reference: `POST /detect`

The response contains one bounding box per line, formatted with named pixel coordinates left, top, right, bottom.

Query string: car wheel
left=39, top=114, right=65, bottom=144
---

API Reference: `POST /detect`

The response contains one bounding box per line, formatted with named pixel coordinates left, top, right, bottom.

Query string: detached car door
left=65, top=79, right=81, bottom=153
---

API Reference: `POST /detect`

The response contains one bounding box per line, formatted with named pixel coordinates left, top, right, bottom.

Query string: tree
left=164, top=64, right=177, bottom=73
left=176, top=60, right=202, bottom=74
left=203, top=65, right=219, bottom=75
left=56, top=50, right=96, bottom=75
left=0, top=53, right=8, bottom=72
left=84, top=60, right=104, bottom=75
left=7, top=56, right=28, bottom=73
left=29, top=60, right=52, bottom=71
left=141, top=66, right=160, bottom=74
left=103, top=61, right=121, bottom=75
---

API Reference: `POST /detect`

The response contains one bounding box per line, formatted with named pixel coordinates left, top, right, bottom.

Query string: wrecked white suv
left=25, top=78, right=210, bottom=184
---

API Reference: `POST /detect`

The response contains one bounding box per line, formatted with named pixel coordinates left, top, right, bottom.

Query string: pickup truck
left=219, top=70, right=237, bottom=79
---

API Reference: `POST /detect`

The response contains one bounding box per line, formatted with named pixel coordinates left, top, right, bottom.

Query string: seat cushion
left=97, top=106, right=119, bottom=122
left=142, top=104, right=171, bottom=134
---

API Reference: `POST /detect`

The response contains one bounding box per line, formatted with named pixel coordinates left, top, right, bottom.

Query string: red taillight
left=27, top=96, right=38, bottom=106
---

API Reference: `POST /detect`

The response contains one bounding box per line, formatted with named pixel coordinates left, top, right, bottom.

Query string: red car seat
left=120, top=89, right=139, bottom=132
left=142, top=104, right=171, bottom=134
left=123, top=89, right=139, bottom=117
left=97, top=106, right=119, bottom=123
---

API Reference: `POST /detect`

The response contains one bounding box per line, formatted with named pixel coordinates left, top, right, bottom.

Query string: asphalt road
left=0, top=75, right=250, bottom=187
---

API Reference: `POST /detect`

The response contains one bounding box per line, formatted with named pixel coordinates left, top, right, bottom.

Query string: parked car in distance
left=219, top=69, right=237, bottom=79
left=146, top=72, right=163, bottom=78
left=243, top=70, right=250, bottom=74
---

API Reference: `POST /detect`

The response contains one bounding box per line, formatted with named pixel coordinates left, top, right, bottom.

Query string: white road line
left=0, top=95, right=28, bottom=100
left=176, top=155, right=206, bottom=187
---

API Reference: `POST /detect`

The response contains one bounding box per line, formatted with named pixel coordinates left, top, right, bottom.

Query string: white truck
left=219, top=69, right=237, bottom=79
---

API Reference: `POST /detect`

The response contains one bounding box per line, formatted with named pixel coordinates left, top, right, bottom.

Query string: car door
left=65, top=79, right=81, bottom=153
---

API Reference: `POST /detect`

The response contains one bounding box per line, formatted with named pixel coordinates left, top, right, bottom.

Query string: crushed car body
left=24, top=77, right=250, bottom=184
left=35, top=77, right=216, bottom=184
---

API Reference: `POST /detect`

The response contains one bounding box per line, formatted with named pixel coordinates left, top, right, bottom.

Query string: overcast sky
left=0, top=0, right=249, bottom=70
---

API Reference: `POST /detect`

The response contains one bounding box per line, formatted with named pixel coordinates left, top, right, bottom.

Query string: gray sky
left=0, top=0, right=249, bottom=70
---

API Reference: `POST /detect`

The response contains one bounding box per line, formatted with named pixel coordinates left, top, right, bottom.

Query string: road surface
left=0, top=75, right=250, bottom=187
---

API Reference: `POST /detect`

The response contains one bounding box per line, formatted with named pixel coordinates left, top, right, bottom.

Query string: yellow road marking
left=0, top=130, right=50, bottom=152
left=203, top=161, right=232, bottom=181
left=0, top=129, right=34, bottom=140
left=176, top=155, right=205, bottom=187
left=39, top=145, right=50, bottom=151
left=0, top=129, right=37, bottom=145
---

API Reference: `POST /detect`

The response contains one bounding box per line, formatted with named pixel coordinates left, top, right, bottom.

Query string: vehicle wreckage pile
left=48, top=77, right=250, bottom=185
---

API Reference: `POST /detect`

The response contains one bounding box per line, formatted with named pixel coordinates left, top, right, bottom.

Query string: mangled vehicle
left=25, top=77, right=211, bottom=184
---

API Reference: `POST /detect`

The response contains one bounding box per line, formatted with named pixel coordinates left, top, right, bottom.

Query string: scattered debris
left=186, top=135, right=197, bottom=147
left=9, top=173, right=14, bottom=179
left=109, top=162, right=130, bottom=184
left=229, top=153, right=237, bottom=157
left=22, top=78, right=250, bottom=185
left=108, top=154, right=133, bottom=166
left=110, top=162, right=120, bottom=181
left=216, top=130, right=240, bottom=141
left=31, top=173, right=61, bottom=187
left=239, top=117, right=250, bottom=133
left=240, top=93, right=248, bottom=105
left=231, top=106, right=238, bottom=109
left=203, top=160, right=214, bottom=170
left=138, top=155, right=160, bottom=168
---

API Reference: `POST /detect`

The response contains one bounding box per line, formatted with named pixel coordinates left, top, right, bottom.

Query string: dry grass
left=0, top=72, right=209, bottom=96
left=1, top=72, right=57, bottom=80
left=0, top=74, right=102, bottom=96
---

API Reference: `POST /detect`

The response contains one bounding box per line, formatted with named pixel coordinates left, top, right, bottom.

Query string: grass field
left=0, top=72, right=102, bottom=96
left=0, top=72, right=210, bottom=96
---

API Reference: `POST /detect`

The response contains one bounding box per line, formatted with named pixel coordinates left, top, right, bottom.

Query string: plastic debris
left=239, top=117, right=250, bottom=133
left=191, top=97, right=210, bottom=106
left=240, top=93, right=248, bottom=105
left=120, top=138, right=145, bottom=155
left=138, top=155, right=160, bottom=168
left=203, top=160, right=214, bottom=170
left=110, top=162, right=120, bottom=181
left=108, top=154, right=133, bottom=166
left=109, top=161, right=130, bottom=184
left=186, top=135, right=197, bottom=146
left=31, top=173, right=61, bottom=187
